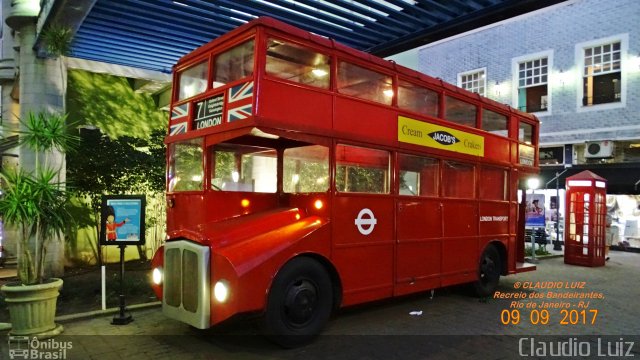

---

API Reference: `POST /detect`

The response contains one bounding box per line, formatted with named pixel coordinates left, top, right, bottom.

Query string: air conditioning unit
left=584, top=141, right=614, bottom=158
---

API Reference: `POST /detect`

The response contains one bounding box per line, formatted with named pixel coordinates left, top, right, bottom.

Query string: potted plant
left=0, top=111, right=77, bottom=336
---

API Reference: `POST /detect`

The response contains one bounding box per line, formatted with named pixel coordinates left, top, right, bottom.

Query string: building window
left=458, top=68, right=486, bottom=96
left=582, top=42, right=621, bottom=106
left=517, top=57, right=548, bottom=113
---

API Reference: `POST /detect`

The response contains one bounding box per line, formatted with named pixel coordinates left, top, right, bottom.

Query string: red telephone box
left=564, top=170, right=607, bottom=267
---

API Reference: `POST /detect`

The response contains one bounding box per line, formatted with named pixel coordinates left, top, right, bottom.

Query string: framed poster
left=525, top=193, right=546, bottom=228
left=100, top=195, right=146, bottom=245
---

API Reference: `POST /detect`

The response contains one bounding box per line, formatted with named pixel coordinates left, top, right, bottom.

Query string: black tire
left=473, top=245, right=501, bottom=297
left=263, top=257, right=333, bottom=348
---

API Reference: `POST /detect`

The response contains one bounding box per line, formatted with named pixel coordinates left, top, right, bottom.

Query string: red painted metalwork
left=564, top=171, right=608, bottom=267
left=151, top=17, right=539, bottom=329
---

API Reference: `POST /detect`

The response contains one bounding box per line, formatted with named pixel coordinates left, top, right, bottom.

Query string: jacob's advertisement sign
left=398, top=116, right=485, bottom=157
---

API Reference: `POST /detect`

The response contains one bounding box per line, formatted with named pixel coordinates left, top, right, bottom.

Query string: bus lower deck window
left=283, top=145, right=330, bottom=193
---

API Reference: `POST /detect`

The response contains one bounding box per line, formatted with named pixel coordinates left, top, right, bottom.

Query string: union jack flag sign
left=228, top=104, right=253, bottom=122
left=171, top=103, right=190, bottom=120
left=227, top=81, right=253, bottom=122
left=169, top=103, right=190, bottom=136
left=169, top=122, right=187, bottom=136
left=228, top=82, right=253, bottom=103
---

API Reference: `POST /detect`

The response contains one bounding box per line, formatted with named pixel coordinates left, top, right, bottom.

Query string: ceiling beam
left=368, top=0, right=568, bottom=57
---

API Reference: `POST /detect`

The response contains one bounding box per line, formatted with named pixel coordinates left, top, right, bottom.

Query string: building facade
left=416, top=0, right=640, bottom=194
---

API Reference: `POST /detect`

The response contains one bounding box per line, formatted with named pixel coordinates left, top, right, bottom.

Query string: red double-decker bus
left=151, top=17, right=538, bottom=346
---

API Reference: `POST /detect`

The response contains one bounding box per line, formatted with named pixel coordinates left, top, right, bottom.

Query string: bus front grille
left=162, top=240, right=210, bottom=329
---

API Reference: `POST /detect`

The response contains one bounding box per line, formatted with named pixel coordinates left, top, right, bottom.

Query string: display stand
left=112, top=245, right=133, bottom=325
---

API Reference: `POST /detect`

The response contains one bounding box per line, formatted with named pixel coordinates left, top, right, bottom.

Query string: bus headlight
left=214, top=280, right=229, bottom=303
left=152, top=267, right=163, bottom=285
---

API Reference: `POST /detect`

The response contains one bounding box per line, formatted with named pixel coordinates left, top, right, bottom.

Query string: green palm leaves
left=0, top=111, right=78, bottom=284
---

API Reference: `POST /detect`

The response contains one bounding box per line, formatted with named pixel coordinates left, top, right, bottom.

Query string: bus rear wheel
left=263, top=257, right=333, bottom=348
left=473, top=245, right=501, bottom=297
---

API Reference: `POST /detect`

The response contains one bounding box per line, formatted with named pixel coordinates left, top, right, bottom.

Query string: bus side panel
left=483, top=136, right=511, bottom=164
left=332, top=195, right=394, bottom=306
left=334, top=97, right=396, bottom=147
left=509, top=203, right=519, bottom=273
left=167, top=194, right=206, bottom=232
left=440, top=237, right=478, bottom=286
left=258, top=79, right=332, bottom=133
left=478, top=201, right=510, bottom=236
left=212, top=219, right=332, bottom=324
left=395, top=199, right=442, bottom=295
left=441, top=200, right=478, bottom=285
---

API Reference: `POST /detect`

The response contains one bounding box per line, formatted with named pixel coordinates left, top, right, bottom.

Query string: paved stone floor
left=1, top=251, right=639, bottom=359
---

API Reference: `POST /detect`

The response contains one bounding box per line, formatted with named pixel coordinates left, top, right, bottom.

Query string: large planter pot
left=1, top=278, right=64, bottom=336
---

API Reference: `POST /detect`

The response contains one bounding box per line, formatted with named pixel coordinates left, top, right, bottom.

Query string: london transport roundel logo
left=355, top=208, right=377, bottom=235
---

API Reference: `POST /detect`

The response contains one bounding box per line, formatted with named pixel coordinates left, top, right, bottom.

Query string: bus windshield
left=168, top=138, right=204, bottom=192
left=212, top=143, right=277, bottom=193
left=211, top=141, right=330, bottom=194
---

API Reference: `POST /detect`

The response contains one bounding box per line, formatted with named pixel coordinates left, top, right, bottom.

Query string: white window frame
left=457, top=67, right=487, bottom=96
left=511, top=50, right=553, bottom=117
left=575, top=33, right=628, bottom=113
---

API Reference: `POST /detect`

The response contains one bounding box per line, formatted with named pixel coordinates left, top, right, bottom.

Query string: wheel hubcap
left=283, top=279, right=318, bottom=327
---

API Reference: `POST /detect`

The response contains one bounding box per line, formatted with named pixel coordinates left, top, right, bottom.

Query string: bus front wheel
left=263, top=257, right=333, bottom=348
left=473, top=245, right=501, bottom=297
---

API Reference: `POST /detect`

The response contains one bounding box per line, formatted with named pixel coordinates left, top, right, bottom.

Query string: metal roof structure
left=56, top=0, right=567, bottom=73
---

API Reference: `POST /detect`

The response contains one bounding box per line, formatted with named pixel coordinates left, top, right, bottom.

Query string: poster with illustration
left=100, top=195, right=146, bottom=245
left=525, top=193, right=546, bottom=227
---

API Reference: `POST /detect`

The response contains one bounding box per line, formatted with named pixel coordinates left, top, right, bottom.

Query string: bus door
left=331, top=144, right=394, bottom=305
left=395, top=153, right=442, bottom=296
left=439, top=161, right=479, bottom=285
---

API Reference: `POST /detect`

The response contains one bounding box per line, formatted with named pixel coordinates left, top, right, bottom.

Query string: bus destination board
left=193, top=94, right=224, bottom=130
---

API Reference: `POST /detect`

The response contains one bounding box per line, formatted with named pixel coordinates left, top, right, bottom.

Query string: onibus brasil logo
left=7, top=336, right=72, bottom=359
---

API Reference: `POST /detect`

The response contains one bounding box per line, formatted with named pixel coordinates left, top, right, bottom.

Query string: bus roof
left=177, top=17, right=537, bottom=123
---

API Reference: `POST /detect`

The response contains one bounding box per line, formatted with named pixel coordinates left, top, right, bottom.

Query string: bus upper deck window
left=445, top=96, right=477, bottom=128
left=482, top=109, right=508, bottom=136
left=213, top=39, right=255, bottom=88
left=178, top=61, right=208, bottom=101
left=519, top=122, right=534, bottom=144
left=266, top=38, right=330, bottom=89
left=398, top=80, right=438, bottom=117
left=337, top=61, right=393, bottom=105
